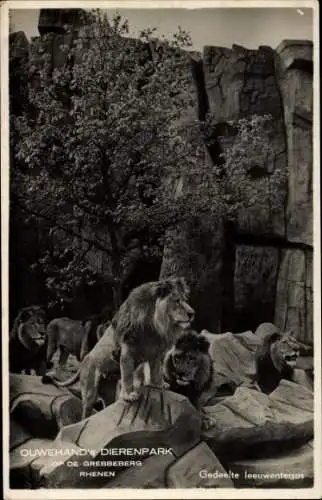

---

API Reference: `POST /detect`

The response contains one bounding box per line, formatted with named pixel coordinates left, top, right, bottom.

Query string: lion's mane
left=9, top=306, right=47, bottom=374
left=255, top=332, right=297, bottom=394
left=164, top=331, right=214, bottom=406
left=112, top=278, right=191, bottom=351
left=10, top=306, right=45, bottom=342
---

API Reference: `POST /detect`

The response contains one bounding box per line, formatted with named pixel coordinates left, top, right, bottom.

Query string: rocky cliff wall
left=161, top=39, right=313, bottom=342
left=9, top=11, right=314, bottom=343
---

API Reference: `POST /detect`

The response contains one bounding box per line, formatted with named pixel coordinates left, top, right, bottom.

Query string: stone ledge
left=10, top=374, right=83, bottom=438
left=202, top=380, right=313, bottom=460
left=228, top=439, right=313, bottom=487
left=166, top=441, right=234, bottom=488
left=276, top=40, right=313, bottom=73
left=42, top=386, right=202, bottom=488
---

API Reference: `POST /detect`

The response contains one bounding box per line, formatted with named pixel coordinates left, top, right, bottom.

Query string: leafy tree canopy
left=11, top=9, right=286, bottom=313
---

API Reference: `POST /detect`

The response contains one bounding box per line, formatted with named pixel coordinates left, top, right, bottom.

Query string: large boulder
left=166, top=441, right=234, bottom=488
left=102, top=442, right=232, bottom=489
left=10, top=423, right=82, bottom=489
left=201, top=325, right=278, bottom=392
left=10, top=374, right=83, bottom=439
left=103, top=453, right=177, bottom=488
left=228, top=439, right=313, bottom=488
left=40, top=387, right=202, bottom=488
left=202, top=380, right=313, bottom=460
left=186, top=324, right=312, bottom=407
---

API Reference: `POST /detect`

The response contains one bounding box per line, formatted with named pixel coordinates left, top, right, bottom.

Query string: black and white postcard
left=1, top=1, right=321, bottom=498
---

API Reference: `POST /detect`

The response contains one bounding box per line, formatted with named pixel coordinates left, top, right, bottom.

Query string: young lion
left=42, top=277, right=195, bottom=419
left=163, top=331, right=214, bottom=408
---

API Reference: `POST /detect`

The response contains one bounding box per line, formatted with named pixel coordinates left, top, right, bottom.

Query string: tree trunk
left=112, top=280, right=123, bottom=310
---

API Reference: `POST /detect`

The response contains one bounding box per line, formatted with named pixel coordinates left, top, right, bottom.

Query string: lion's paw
left=120, top=391, right=140, bottom=403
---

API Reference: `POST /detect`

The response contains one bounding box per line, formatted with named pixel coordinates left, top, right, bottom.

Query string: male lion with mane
left=163, top=331, right=214, bottom=408
left=42, top=277, right=195, bottom=419
left=255, top=330, right=313, bottom=393
left=9, top=306, right=48, bottom=375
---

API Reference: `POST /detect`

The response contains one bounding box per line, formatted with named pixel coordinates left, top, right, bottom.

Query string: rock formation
left=9, top=10, right=314, bottom=343
left=161, top=40, right=314, bottom=342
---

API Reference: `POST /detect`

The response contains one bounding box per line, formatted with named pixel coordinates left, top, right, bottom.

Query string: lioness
left=43, top=277, right=195, bottom=419
left=9, top=306, right=48, bottom=375
left=45, top=317, right=94, bottom=373
left=163, top=330, right=214, bottom=408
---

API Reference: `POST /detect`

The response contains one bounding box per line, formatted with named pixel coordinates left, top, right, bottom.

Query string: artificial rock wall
left=161, top=40, right=313, bottom=342
left=10, top=10, right=314, bottom=343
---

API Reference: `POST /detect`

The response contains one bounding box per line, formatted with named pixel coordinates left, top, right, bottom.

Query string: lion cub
left=163, top=331, right=214, bottom=408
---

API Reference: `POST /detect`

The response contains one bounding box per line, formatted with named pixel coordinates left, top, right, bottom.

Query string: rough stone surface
left=159, top=48, right=224, bottom=333
left=166, top=441, right=234, bottom=488
left=201, top=324, right=311, bottom=403
left=202, top=329, right=260, bottom=390
left=274, top=249, right=313, bottom=344
left=104, top=454, right=176, bottom=488
left=228, top=439, right=313, bottom=487
left=234, top=245, right=280, bottom=331
left=10, top=437, right=54, bottom=488
left=160, top=225, right=225, bottom=333
left=38, top=8, right=84, bottom=36
left=203, top=44, right=287, bottom=236
left=10, top=374, right=83, bottom=438
left=10, top=420, right=33, bottom=452
left=275, top=40, right=313, bottom=246
left=10, top=22, right=314, bottom=350
left=43, top=386, right=202, bottom=488
left=276, top=40, right=313, bottom=73
left=9, top=31, right=29, bottom=59
left=202, top=380, right=313, bottom=459
left=203, top=44, right=281, bottom=119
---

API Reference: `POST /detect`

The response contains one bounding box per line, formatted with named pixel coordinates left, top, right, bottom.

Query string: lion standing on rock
left=42, top=277, right=195, bottom=419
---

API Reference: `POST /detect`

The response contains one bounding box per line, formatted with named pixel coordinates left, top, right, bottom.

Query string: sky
left=10, top=7, right=313, bottom=52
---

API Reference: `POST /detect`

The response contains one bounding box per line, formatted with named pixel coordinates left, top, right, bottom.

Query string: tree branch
left=13, top=195, right=112, bottom=257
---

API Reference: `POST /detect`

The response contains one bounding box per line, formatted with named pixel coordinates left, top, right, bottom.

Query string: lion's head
left=153, top=277, right=194, bottom=335
left=11, top=306, right=46, bottom=350
left=269, top=332, right=301, bottom=371
left=112, top=277, right=195, bottom=348
left=168, top=331, right=211, bottom=385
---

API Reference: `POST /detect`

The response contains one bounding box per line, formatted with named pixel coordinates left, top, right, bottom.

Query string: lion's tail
left=42, top=369, right=80, bottom=387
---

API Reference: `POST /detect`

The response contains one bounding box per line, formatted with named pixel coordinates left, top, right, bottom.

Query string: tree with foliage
left=11, top=9, right=286, bottom=315
left=12, top=10, right=204, bottom=311
left=161, top=112, right=287, bottom=296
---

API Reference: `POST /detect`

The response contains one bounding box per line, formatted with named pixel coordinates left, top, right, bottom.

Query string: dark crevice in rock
left=190, top=57, right=209, bottom=121
left=233, top=232, right=313, bottom=251
left=292, top=113, right=312, bottom=129
left=288, top=59, right=313, bottom=74
left=191, top=56, right=224, bottom=166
